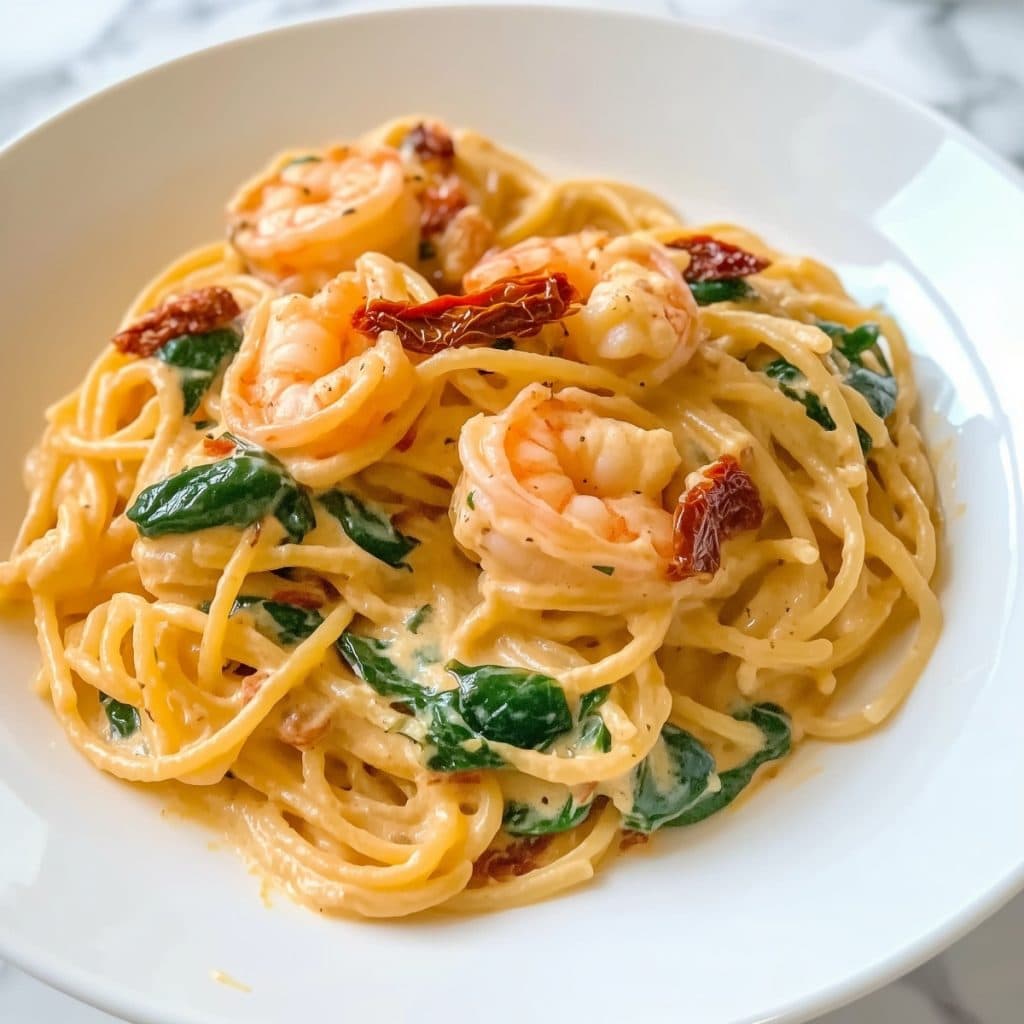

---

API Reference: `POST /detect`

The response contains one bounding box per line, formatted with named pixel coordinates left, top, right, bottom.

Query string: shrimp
left=221, top=255, right=418, bottom=462
left=463, top=230, right=701, bottom=386
left=228, top=144, right=421, bottom=288
left=452, top=384, right=680, bottom=605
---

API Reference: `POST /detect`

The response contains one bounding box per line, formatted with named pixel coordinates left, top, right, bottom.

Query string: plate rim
left=1, top=5, right=1023, bottom=1024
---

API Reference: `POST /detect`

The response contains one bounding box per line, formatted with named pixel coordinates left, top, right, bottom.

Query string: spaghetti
left=0, top=117, right=941, bottom=918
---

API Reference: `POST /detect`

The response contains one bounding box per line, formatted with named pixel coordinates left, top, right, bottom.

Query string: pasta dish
left=0, top=117, right=941, bottom=917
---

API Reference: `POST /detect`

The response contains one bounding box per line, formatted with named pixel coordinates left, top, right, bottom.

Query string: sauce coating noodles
left=0, top=117, right=941, bottom=917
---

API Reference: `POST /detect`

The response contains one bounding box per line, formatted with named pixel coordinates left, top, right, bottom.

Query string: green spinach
left=319, top=490, right=419, bottom=568
left=336, top=637, right=577, bottom=771
left=406, top=604, right=432, bottom=634
left=157, top=327, right=241, bottom=415
left=126, top=446, right=315, bottom=543
left=100, top=692, right=140, bottom=738
left=623, top=703, right=790, bottom=833
left=504, top=795, right=592, bottom=836
left=689, top=279, right=755, bottom=306
left=575, top=685, right=612, bottom=753
left=446, top=661, right=573, bottom=750
left=763, top=358, right=837, bottom=431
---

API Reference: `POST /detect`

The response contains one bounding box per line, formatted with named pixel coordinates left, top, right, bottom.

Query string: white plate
left=1, top=6, right=1023, bottom=1024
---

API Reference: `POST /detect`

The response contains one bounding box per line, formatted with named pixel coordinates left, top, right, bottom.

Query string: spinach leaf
left=763, top=358, right=837, bottom=432
left=156, top=327, right=241, bottom=415
left=622, top=704, right=791, bottom=833
left=578, top=686, right=610, bottom=719
left=816, top=320, right=880, bottom=363
left=319, top=490, right=419, bottom=568
left=336, top=632, right=429, bottom=708
left=445, top=661, right=573, bottom=749
left=99, top=692, right=140, bottom=738
left=406, top=604, right=432, bottom=634
left=337, top=639, right=577, bottom=770
left=257, top=600, right=323, bottom=646
left=127, top=450, right=314, bottom=542
left=666, top=704, right=790, bottom=827
left=504, top=795, right=592, bottom=836
left=623, top=724, right=715, bottom=832
left=763, top=357, right=897, bottom=454
left=689, top=279, right=755, bottom=306
left=424, top=693, right=506, bottom=771
left=846, top=366, right=897, bottom=420
left=200, top=594, right=323, bottom=646
left=575, top=685, right=612, bottom=753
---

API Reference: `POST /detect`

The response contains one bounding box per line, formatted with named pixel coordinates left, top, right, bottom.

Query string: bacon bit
left=420, top=176, right=469, bottom=236
left=202, top=435, right=237, bottom=457
left=668, top=455, right=764, bottom=581
left=112, top=286, right=240, bottom=356
left=270, top=589, right=323, bottom=609
left=403, top=121, right=455, bottom=165
left=472, top=835, right=553, bottom=883
left=395, top=426, right=418, bottom=452
left=619, top=830, right=650, bottom=852
left=278, top=705, right=333, bottom=750
left=351, top=273, right=579, bottom=355
left=666, top=235, right=770, bottom=282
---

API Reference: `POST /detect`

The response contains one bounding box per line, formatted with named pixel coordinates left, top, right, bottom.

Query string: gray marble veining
left=0, top=1, right=1021, bottom=1022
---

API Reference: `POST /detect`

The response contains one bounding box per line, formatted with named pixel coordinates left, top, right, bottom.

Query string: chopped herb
left=466, top=491, right=476, bottom=510
left=592, top=564, right=615, bottom=576
left=285, top=155, right=322, bottom=166
left=491, top=338, right=515, bottom=351
left=418, top=239, right=437, bottom=261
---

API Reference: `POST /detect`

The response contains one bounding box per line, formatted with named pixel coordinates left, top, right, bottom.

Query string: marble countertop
left=0, top=1, right=1022, bottom=1022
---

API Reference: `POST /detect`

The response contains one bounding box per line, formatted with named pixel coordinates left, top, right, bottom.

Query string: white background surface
left=0, top=2, right=1022, bottom=1022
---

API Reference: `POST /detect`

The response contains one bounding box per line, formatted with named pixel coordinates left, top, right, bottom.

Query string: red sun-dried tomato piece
left=113, top=286, right=240, bottom=357
left=667, top=235, right=770, bottom=282
left=420, top=176, right=469, bottom=236
left=403, top=121, right=455, bottom=164
left=472, top=835, right=554, bottom=883
left=351, top=273, right=580, bottom=355
left=202, top=435, right=237, bottom=457
left=668, top=455, right=764, bottom=581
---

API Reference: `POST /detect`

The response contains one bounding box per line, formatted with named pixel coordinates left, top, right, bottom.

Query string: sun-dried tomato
left=472, top=835, right=553, bottom=882
left=420, top=176, right=469, bottom=236
left=202, top=435, right=237, bottom=457
left=351, top=273, right=579, bottom=355
left=113, top=286, right=240, bottom=357
left=403, top=121, right=455, bottom=165
left=667, top=235, right=770, bottom=282
left=668, top=455, right=764, bottom=581
left=619, top=830, right=650, bottom=851
left=270, top=589, right=323, bottom=609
